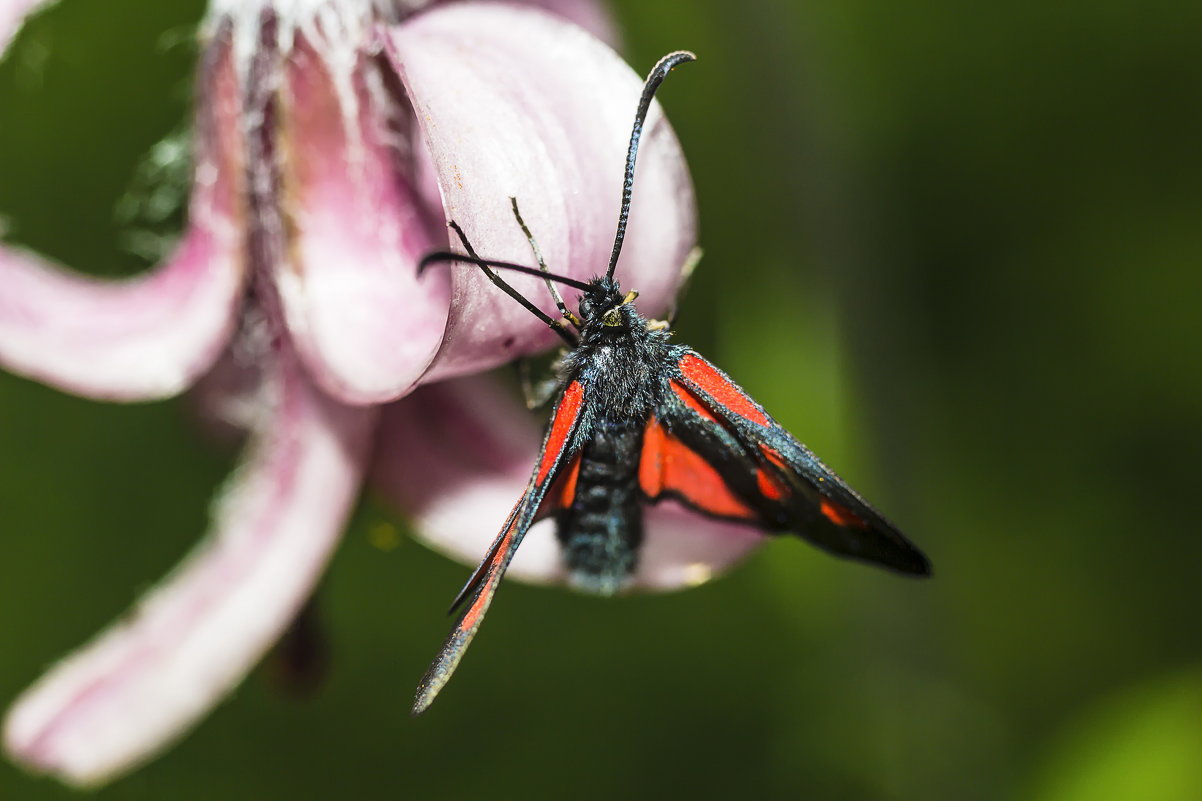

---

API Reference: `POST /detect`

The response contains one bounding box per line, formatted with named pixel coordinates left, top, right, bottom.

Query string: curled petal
left=373, top=375, right=762, bottom=590
left=0, top=0, right=54, bottom=56
left=273, top=34, right=450, bottom=404
left=0, top=31, right=246, bottom=401
left=3, top=355, right=376, bottom=786
left=387, top=4, right=697, bottom=383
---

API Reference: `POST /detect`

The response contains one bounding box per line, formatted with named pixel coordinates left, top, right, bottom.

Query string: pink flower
left=0, top=0, right=718, bottom=786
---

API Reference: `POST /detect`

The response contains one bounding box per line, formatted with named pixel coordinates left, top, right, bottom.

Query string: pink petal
left=3, top=354, right=376, bottom=786
left=273, top=34, right=451, bottom=404
left=486, top=0, right=618, bottom=46
left=0, top=32, right=246, bottom=401
left=635, top=503, right=766, bottom=592
left=372, top=375, right=762, bottom=590
left=386, top=3, right=697, bottom=383
left=0, top=0, right=52, bottom=55
left=373, top=374, right=566, bottom=583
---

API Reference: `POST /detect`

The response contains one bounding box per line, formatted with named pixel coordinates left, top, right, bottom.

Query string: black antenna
left=418, top=250, right=593, bottom=293
left=605, top=50, right=696, bottom=280
left=435, top=223, right=581, bottom=346
left=509, top=196, right=579, bottom=324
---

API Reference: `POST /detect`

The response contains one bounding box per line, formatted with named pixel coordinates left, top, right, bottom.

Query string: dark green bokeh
left=2, top=1, right=1200, bottom=798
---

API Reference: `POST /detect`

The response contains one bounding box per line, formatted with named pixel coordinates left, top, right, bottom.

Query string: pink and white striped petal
left=0, top=0, right=54, bottom=56
left=386, top=3, right=697, bottom=383
left=273, top=34, right=450, bottom=404
left=0, top=33, right=246, bottom=402
left=373, top=374, right=763, bottom=591
left=3, top=355, right=376, bottom=787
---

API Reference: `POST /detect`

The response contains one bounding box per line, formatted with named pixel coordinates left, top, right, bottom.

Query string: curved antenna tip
left=605, top=50, right=698, bottom=280
left=659, top=50, right=697, bottom=68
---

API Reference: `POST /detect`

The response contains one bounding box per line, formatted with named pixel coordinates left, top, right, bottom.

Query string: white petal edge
left=372, top=374, right=762, bottom=590
left=0, top=0, right=55, bottom=56
left=386, top=3, right=697, bottom=383
left=0, top=31, right=246, bottom=401
left=3, top=355, right=376, bottom=787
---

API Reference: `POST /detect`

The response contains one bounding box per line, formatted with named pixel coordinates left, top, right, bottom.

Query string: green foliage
left=1031, top=672, right=1202, bottom=801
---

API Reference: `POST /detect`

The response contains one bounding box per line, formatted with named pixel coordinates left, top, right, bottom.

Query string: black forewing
left=413, top=380, right=591, bottom=714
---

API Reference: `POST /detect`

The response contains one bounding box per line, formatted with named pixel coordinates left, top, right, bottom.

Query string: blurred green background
left=2, top=0, right=1201, bottom=798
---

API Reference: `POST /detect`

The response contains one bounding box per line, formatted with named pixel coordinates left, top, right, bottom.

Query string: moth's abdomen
left=556, top=416, right=646, bottom=594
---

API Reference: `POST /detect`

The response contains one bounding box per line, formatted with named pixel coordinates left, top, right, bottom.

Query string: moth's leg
left=646, top=246, right=704, bottom=331
left=667, top=246, right=703, bottom=326
left=510, top=197, right=582, bottom=329
left=516, top=351, right=567, bottom=410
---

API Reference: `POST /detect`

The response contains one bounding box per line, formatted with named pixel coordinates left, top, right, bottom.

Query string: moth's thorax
left=564, top=297, right=674, bottom=421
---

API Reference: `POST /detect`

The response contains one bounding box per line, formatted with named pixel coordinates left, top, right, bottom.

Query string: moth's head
left=578, top=276, right=640, bottom=333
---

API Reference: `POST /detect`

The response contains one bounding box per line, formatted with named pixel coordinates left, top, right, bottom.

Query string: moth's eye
left=602, top=308, right=622, bottom=327
left=579, top=298, right=594, bottom=318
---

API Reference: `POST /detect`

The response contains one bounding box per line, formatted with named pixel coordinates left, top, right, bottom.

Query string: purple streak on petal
left=0, top=31, right=246, bottom=401
left=2, top=354, right=375, bottom=787
left=372, top=374, right=761, bottom=589
left=386, top=4, right=697, bottom=383
left=0, top=0, right=53, bottom=56
left=273, top=35, right=450, bottom=404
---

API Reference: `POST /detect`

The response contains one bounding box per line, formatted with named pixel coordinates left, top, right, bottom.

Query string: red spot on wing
left=756, top=468, right=788, bottom=501
left=820, top=499, right=870, bottom=530
left=640, top=416, right=758, bottom=520
left=755, top=445, right=791, bottom=499
left=458, top=586, right=488, bottom=633
left=678, top=354, right=770, bottom=427
left=758, top=444, right=788, bottom=471
left=757, top=443, right=866, bottom=527
left=458, top=523, right=516, bottom=632
left=669, top=379, right=718, bottom=423
left=639, top=417, right=669, bottom=497
left=537, top=381, right=584, bottom=485
left=557, top=454, right=582, bottom=508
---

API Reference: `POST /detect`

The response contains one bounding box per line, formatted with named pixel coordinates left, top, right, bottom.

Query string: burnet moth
left=413, top=51, right=931, bottom=714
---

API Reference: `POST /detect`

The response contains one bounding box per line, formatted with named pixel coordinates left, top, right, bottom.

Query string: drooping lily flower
left=0, top=0, right=755, bottom=787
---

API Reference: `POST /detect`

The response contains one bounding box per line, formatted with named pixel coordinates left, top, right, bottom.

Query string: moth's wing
left=413, top=380, right=589, bottom=715
left=641, top=351, right=931, bottom=576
